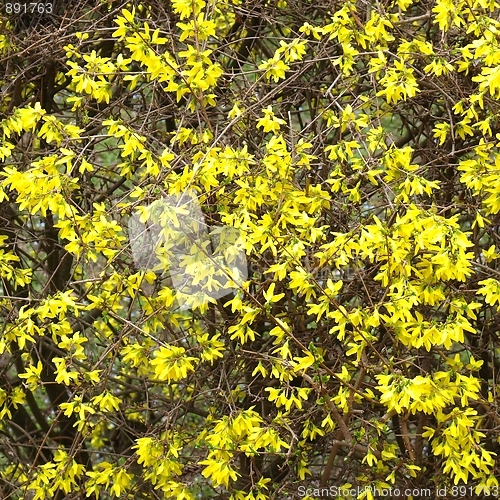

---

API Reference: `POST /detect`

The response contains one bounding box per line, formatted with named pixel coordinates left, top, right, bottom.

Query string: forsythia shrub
left=1, top=0, right=500, bottom=498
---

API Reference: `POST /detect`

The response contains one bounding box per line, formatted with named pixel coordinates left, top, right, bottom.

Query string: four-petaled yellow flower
left=257, top=106, right=286, bottom=133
